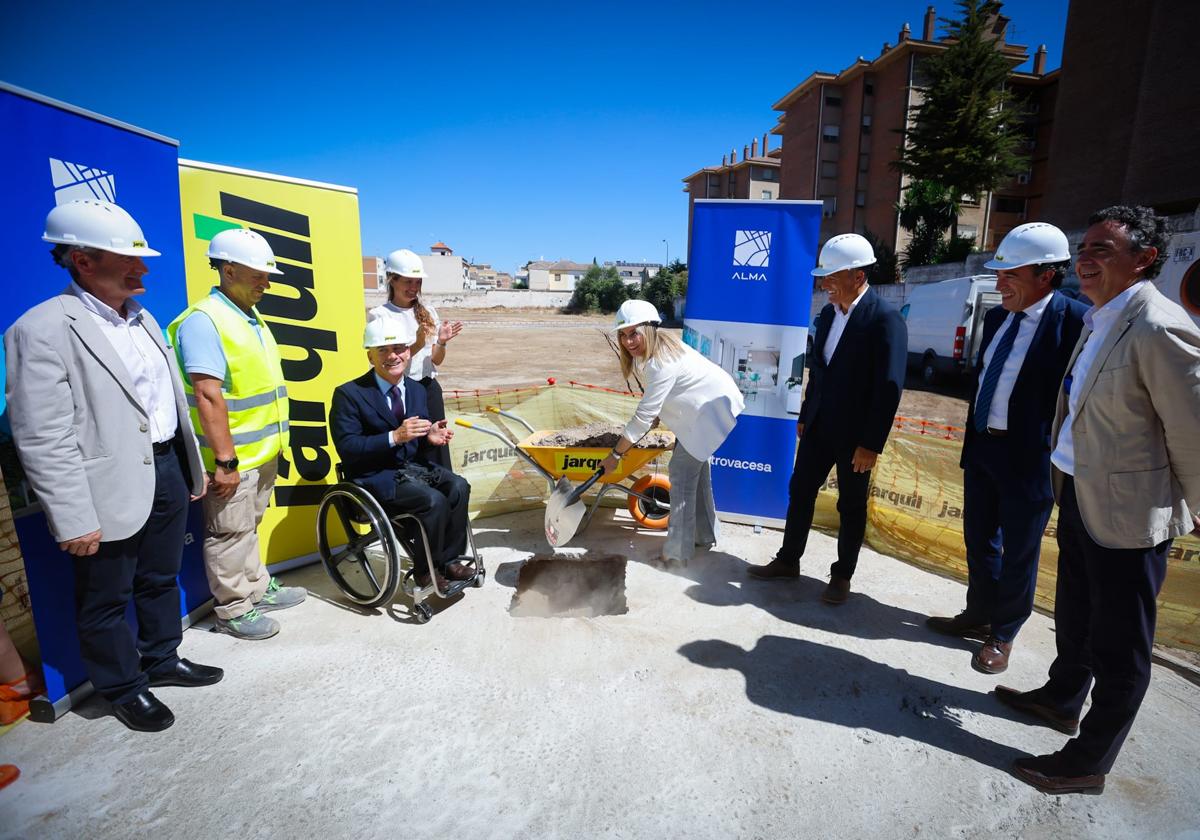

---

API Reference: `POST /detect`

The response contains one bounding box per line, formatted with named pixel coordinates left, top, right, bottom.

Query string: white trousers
left=663, top=444, right=719, bottom=563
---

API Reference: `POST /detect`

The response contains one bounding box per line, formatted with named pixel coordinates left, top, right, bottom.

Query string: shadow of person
left=679, top=635, right=1022, bottom=771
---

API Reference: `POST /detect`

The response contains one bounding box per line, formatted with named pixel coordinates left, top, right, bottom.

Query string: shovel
left=544, top=468, right=606, bottom=548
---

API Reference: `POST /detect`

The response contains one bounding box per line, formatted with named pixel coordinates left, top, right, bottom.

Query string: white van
left=901, top=275, right=1001, bottom=384
left=1153, top=229, right=1200, bottom=330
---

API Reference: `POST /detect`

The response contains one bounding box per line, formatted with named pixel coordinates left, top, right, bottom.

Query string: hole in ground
left=509, top=554, right=628, bottom=618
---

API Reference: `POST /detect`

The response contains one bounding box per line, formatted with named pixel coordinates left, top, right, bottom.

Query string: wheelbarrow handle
left=566, top=467, right=605, bottom=506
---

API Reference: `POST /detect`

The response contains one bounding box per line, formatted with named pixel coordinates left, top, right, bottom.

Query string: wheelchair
left=315, top=466, right=484, bottom=623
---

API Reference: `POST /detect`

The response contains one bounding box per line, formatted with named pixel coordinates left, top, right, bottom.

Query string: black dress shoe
left=994, top=685, right=1079, bottom=735
left=147, top=658, right=224, bottom=688
left=111, top=690, right=175, bottom=732
left=1012, top=754, right=1105, bottom=795
left=925, top=612, right=991, bottom=641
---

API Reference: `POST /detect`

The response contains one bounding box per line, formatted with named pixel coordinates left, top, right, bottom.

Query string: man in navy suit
left=749, top=233, right=907, bottom=604
left=927, top=223, right=1087, bottom=674
left=329, top=320, right=472, bottom=590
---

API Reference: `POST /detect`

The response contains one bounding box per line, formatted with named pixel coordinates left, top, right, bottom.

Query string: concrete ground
left=2, top=509, right=1198, bottom=840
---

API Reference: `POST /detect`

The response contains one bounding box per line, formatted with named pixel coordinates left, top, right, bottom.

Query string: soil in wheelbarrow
left=531, top=422, right=674, bottom=450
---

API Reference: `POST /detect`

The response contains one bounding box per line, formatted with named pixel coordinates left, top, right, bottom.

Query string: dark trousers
left=386, top=465, right=470, bottom=574
left=1041, top=477, right=1169, bottom=775
left=72, top=445, right=189, bottom=704
left=777, top=435, right=871, bottom=580
left=420, top=376, right=452, bottom=471
left=962, top=439, right=1054, bottom=641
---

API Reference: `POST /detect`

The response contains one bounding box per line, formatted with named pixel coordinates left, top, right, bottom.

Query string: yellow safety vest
left=167, top=294, right=289, bottom=472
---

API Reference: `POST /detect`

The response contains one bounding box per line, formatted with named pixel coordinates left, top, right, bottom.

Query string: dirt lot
left=434, top=307, right=971, bottom=427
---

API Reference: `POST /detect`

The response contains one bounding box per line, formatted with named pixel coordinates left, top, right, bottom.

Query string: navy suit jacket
left=330, top=369, right=436, bottom=503
left=800, top=286, right=908, bottom=455
left=960, top=290, right=1088, bottom=498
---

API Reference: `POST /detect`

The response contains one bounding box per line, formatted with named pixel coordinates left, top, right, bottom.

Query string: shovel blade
left=545, top=476, right=587, bottom=548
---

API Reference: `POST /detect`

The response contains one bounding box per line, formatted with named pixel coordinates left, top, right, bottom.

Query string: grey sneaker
left=255, top=577, right=307, bottom=613
left=214, top=608, right=279, bottom=640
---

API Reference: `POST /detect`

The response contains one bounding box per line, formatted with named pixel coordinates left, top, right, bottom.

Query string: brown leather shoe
left=444, top=562, right=476, bottom=582
left=747, top=557, right=800, bottom=580
left=925, top=612, right=991, bottom=641
left=994, top=685, right=1080, bottom=735
left=414, top=569, right=449, bottom=590
left=1012, top=755, right=1105, bottom=795
left=820, top=576, right=851, bottom=605
left=972, top=636, right=1013, bottom=674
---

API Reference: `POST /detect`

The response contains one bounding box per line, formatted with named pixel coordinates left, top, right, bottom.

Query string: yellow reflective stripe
left=185, top=384, right=288, bottom=412
left=197, top=421, right=291, bottom=449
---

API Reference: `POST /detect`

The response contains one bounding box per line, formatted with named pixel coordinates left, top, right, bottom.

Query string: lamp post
left=662, top=239, right=669, bottom=268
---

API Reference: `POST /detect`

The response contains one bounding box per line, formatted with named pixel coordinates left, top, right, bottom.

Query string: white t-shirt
left=367, top=300, right=441, bottom=379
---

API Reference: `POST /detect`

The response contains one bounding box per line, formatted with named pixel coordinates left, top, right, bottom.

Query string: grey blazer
left=1050, top=283, right=1200, bottom=549
left=4, top=292, right=205, bottom=543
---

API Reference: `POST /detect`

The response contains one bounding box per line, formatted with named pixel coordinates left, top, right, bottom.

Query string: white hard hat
left=983, top=222, right=1070, bottom=270
left=206, top=228, right=284, bottom=275
left=42, top=200, right=161, bottom=257
left=613, top=299, right=662, bottom=331
left=811, top=233, right=876, bottom=277
left=384, top=248, right=426, bottom=278
left=363, top=318, right=417, bottom=349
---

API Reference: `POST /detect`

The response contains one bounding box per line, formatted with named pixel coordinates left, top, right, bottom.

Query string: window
left=864, top=82, right=875, bottom=96
left=822, top=196, right=838, bottom=218
left=727, top=174, right=737, bottom=196
left=762, top=190, right=773, bottom=200
left=821, top=161, right=838, bottom=179
left=825, top=95, right=842, bottom=108
left=861, top=114, right=872, bottom=134
left=993, top=196, right=1027, bottom=215
left=855, top=191, right=866, bottom=207
left=960, top=193, right=979, bottom=206
left=822, top=125, right=840, bottom=143
left=858, top=153, right=870, bottom=173
left=958, top=224, right=979, bottom=241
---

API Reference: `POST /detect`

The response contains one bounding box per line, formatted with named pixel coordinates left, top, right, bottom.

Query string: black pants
left=777, top=435, right=871, bottom=580
left=385, top=464, right=470, bottom=574
left=1042, top=477, right=1169, bottom=775
left=72, top=445, right=189, bottom=704
left=420, top=376, right=452, bottom=471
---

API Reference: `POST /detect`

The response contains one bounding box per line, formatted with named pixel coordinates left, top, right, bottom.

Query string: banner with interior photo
left=685, top=199, right=822, bottom=525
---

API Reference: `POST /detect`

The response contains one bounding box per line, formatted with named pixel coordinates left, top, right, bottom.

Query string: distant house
left=526, top=259, right=591, bottom=291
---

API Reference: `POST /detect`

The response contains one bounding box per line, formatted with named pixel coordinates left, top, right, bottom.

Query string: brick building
left=681, top=134, right=782, bottom=258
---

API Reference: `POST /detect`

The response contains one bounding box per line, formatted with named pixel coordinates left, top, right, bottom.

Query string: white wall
left=365, top=288, right=573, bottom=310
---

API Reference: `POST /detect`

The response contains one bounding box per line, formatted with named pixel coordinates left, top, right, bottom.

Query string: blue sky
left=1, top=0, right=1069, bottom=274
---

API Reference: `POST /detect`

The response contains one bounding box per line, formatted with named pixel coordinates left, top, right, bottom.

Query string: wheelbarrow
left=455, top=407, right=673, bottom=541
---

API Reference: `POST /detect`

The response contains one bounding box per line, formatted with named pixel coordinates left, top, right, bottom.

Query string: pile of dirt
left=531, top=422, right=673, bottom=449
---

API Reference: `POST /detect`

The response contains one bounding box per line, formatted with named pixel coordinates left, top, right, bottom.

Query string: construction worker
left=747, top=233, right=907, bottom=603
left=168, top=228, right=305, bottom=640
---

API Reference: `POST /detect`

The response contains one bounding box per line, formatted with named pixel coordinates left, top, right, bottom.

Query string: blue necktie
left=974, top=311, right=1026, bottom=433
left=389, top=385, right=405, bottom=423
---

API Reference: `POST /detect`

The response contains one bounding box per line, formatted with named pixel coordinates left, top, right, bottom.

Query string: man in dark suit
left=926, top=223, right=1087, bottom=675
left=748, top=233, right=907, bottom=604
left=329, top=320, right=472, bottom=590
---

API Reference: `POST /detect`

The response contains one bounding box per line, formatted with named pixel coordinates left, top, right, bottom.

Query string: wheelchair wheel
left=316, top=484, right=402, bottom=608
left=628, top=474, right=670, bottom=530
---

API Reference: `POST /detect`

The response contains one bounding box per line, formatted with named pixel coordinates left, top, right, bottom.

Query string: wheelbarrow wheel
left=628, top=474, right=670, bottom=530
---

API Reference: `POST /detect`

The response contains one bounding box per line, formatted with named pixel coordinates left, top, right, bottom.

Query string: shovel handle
left=566, top=467, right=605, bottom=506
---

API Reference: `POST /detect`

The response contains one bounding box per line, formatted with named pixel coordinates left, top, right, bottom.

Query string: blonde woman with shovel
left=600, top=300, right=744, bottom=563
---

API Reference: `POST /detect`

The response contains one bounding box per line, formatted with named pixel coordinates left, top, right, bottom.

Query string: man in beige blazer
left=5, top=200, right=222, bottom=732
left=995, top=206, right=1200, bottom=795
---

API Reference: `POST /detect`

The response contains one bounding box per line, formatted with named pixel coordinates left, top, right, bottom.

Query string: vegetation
left=566, top=259, right=688, bottom=318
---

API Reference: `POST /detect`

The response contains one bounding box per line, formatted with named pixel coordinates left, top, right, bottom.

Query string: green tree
left=893, top=0, right=1029, bottom=239
left=641, top=264, right=686, bottom=321
left=860, top=229, right=899, bottom=285
left=567, top=265, right=629, bottom=313
left=896, top=180, right=958, bottom=270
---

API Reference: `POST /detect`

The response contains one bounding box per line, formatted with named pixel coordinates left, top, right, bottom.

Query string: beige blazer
left=4, top=293, right=205, bottom=543
left=1050, top=283, right=1200, bottom=549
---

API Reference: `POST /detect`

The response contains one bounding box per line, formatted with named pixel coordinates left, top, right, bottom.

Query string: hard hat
left=613, top=299, right=662, bottom=331
left=983, top=222, right=1070, bottom=270
left=206, top=228, right=284, bottom=275
left=384, top=248, right=426, bottom=278
left=363, top=318, right=417, bottom=349
left=42, top=200, right=161, bottom=257
left=811, top=233, right=876, bottom=277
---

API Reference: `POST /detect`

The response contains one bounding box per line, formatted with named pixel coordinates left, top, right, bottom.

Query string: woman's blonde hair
left=618, top=323, right=684, bottom=381
left=386, top=273, right=435, bottom=333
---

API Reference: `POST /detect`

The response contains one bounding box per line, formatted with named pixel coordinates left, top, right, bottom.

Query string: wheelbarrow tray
left=515, top=430, right=675, bottom=483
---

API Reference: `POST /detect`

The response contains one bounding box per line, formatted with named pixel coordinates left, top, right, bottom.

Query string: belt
left=986, top=427, right=1008, bottom=437
left=152, top=437, right=176, bottom=456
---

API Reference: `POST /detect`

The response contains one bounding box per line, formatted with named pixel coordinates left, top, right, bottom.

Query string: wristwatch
left=214, top=456, right=240, bottom=470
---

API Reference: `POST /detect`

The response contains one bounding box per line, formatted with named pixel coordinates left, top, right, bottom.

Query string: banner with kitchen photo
left=685, top=200, right=822, bottom=525
left=178, top=160, right=365, bottom=569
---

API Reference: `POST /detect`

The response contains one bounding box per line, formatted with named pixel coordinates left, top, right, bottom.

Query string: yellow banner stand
left=177, top=160, right=365, bottom=567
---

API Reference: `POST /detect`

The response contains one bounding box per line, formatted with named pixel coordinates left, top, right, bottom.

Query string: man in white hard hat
left=926, top=223, right=1087, bottom=675
left=997, top=206, right=1200, bottom=795
left=748, top=233, right=907, bottom=604
left=168, top=228, right=305, bottom=641
left=329, top=321, right=473, bottom=590
left=5, top=200, right=221, bottom=732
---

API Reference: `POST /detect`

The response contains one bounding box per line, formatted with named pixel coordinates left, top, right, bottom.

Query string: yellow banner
left=177, top=161, right=366, bottom=566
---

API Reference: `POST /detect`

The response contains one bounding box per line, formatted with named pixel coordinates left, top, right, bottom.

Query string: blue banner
left=685, top=200, right=822, bottom=522
left=0, top=85, right=208, bottom=711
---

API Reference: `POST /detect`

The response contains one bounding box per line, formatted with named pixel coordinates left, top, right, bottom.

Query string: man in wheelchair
left=329, top=321, right=473, bottom=591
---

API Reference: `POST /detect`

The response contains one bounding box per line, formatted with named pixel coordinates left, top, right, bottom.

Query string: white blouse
left=367, top=300, right=441, bottom=380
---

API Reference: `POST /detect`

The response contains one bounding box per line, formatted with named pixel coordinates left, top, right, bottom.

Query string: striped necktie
left=974, top=311, right=1026, bottom=433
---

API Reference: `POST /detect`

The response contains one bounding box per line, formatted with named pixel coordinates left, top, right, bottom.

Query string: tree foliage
left=893, top=0, right=1029, bottom=238
left=860, top=229, right=899, bottom=285
left=641, top=261, right=688, bottom=321
left=567, top=265, right=630, bottom=313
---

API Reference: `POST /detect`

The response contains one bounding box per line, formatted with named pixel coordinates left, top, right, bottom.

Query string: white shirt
left=368, top=301, right=441, bottom=380
left=624, top=344, right=745, bottom=460
left=69, top=282, right=178, bottom=445
left=1050, top=281, right=1148, bottom=476
left=823, top=284, right=870, bottom=365
left=976, top=292, right=1053, bottom=430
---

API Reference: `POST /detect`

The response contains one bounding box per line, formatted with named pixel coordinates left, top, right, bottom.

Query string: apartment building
left=681, top=134, right=782, bottom=257
left=526, top=260, right=592, bottom=291
left=604, top=260, right=663, bottom=285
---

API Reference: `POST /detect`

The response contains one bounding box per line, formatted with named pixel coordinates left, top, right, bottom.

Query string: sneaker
left=255, top=578, right=307, bottom=613
left=214, top=608, right=279, bottom=640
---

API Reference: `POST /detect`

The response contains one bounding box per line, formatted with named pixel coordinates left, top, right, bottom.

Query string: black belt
left=986, top=427, right=1008, bottom=437
left=152, top=437, right=176, bottom=456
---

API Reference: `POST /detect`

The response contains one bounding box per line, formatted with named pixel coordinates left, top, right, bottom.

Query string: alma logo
left=732, top=229, right=770, bottom=281
left=49, top=158, right=115, bottom=204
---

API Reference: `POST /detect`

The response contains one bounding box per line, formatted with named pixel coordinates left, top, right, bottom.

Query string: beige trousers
left=202, top=460, right=276, bottom=619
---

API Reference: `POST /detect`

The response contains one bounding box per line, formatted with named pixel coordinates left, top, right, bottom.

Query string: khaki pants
left=203, top=459, right=276, bottom=619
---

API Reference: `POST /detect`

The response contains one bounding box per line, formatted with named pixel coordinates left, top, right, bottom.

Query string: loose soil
left=531, top=423, right=674, bottom=449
